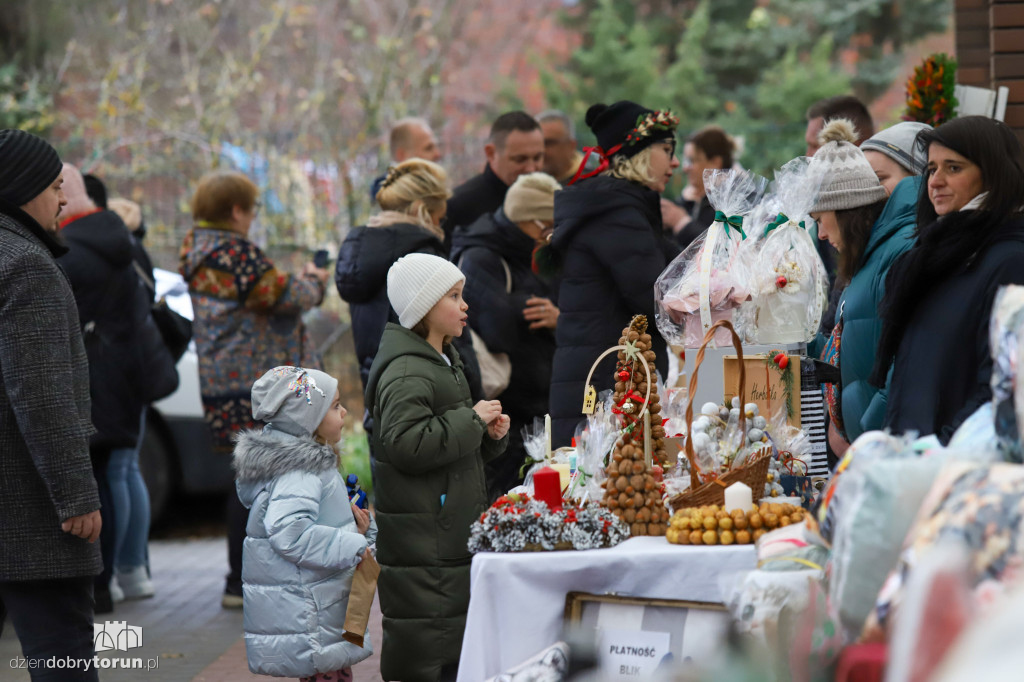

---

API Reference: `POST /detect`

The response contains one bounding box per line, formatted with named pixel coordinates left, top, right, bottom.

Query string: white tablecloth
left=456, top=536, right=756, bottom=682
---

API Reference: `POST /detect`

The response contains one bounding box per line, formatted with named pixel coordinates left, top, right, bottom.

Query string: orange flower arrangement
left=903, top=53, right=958, bottom=126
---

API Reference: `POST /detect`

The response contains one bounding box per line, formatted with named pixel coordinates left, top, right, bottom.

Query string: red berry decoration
left=617, top=369, right=630, bottom=381
left=776, top=276, right=788, bottom=289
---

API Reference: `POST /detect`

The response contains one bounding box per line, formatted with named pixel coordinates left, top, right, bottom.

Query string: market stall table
left=456, top=536, right=756, bottom=681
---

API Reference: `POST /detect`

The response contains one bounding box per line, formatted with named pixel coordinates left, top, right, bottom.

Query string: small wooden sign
left=722, top=354, right=801, bottom=426
left=582, top=385, right=598, bottom=415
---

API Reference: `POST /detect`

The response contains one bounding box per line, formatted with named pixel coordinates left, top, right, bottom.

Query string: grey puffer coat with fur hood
left=234, top=427, right=377, bottom=677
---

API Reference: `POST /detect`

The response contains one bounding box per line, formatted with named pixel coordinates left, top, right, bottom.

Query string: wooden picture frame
left=563, top=592, right=727, bottom=622
left=564, top=592, right=730, bottom=675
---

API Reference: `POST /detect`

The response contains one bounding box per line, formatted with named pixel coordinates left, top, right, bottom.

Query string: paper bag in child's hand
left=342, top=551, right=381, bottom=648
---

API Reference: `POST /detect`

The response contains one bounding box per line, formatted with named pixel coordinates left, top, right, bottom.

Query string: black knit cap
left=0, top=129, right=63, bottom=207
left=585, top=100, right=678, bottom=160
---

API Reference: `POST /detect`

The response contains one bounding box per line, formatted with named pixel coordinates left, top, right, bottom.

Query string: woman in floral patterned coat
left=179, top=169, right=330, bottom=606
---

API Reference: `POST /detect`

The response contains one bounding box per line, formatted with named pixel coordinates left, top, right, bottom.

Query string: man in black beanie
left=0, top=129, right=103, bottom=681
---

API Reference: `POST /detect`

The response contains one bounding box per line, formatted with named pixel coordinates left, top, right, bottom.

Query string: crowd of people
left=2, top=86, right=1024, bottom=682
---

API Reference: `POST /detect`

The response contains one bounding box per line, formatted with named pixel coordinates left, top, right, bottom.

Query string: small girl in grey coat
left=234, top=366, right=376, bottom=682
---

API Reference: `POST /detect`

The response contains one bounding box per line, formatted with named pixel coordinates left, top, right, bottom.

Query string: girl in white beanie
left=233, top=366, right=375, bottom=682
left=363, top=253, right=510, bottom=681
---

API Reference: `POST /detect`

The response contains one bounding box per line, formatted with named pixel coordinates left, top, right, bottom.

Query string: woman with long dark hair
left=872, top=116, right=1024, bottom=443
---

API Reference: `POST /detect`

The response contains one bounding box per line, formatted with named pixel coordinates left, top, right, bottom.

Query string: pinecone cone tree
left=601, top=315, right=668, bottom=537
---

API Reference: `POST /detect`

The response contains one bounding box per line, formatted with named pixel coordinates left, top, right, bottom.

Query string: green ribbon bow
left=714, top=210, right=745, bottom=239
left=763, top=212, right=805, bottom=238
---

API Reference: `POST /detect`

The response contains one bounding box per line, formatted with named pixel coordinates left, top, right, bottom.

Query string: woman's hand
left=487, top=414, right=510, bottom=440
left=827, top=422, right=850, bottom=459
left=524, top=297, right=559, bottom=330
left=473, top=400, right=502, bottom=425
left=660, top=198, right=691, bottom=234
left=351, top=504, right=371, bottom=536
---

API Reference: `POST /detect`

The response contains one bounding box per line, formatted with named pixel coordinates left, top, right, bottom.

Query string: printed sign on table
left=598, top=628, right=672, bottom=679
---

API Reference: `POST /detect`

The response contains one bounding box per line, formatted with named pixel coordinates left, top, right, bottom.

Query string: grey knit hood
left=251, top=366, right=338, bottom=438
left=233, top=427, right=340, bottom=508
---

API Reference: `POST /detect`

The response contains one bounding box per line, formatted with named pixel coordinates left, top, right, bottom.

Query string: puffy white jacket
left=234, top=427, right=377, bottom=677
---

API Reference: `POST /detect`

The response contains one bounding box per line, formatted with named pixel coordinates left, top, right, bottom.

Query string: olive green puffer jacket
left=365, top=323, right=507, bottom=682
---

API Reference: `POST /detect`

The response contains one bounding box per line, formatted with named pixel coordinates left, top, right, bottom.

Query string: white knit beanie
left=504, top=172, right=561, bottom=223
left=387, top=253, right=466, bottom=328
left=809, top=119, right=889, bottom=212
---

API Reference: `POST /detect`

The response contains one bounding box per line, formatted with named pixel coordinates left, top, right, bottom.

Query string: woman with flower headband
left=547, top=100, right=681, bottom=446
left=336, top=159, right=484, bottom=437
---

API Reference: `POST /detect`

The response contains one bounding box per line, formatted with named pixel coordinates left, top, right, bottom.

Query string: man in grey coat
left=0, top=129, right=103, bottom=681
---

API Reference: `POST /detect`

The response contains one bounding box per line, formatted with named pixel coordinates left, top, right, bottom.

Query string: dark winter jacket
left=365, top=323, right=507, bottom=682
left=445, top=164, right=509, bottom=243
left=548, top=175, right=679, bottom=446
left=0, top=202, right=102, bottom=581
left=450, top=208, right=557, bottom=421
left=833, top=176, right=918, bottom=442
left=335, top=218, right=446, bottom=393
left=884, top=214, right=1024, bottom=443
left=60, top=209, right=177, bottom=451
left=335, top=216, right=484, bottom=432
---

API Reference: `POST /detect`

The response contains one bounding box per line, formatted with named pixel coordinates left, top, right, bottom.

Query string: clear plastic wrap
left=863, top=461, right=1024, bottom=642
left=990, top=284, right=1024, bottom=461
left=747, top=158, right=828, bottom=345
left=568, top=410, right=620, bottom=504
left=655, top=168, right=769, bottom=348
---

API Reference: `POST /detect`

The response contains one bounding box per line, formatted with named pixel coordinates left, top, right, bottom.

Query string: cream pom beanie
left=809, top=119, right=889, bottom=212
left=503, top=172, right=561, bottom=223
left=387, top=253, right=466, bottom=329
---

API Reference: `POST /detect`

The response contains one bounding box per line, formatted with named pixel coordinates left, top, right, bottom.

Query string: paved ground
left=1, top=537, right=384, bottom=681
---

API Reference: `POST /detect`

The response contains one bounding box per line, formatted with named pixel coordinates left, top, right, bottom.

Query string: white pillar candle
left=545, top=414, right=552, bottom=458
left=724, top=481, right=753, bottom=514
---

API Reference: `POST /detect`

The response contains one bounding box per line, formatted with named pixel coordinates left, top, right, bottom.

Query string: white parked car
left=140, top=269, right=233, bottom=522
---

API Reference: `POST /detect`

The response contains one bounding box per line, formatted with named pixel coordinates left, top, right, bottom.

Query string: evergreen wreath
left=625, top=110, right=680, bottom=146
left=467, top=493, right=629, bottom=552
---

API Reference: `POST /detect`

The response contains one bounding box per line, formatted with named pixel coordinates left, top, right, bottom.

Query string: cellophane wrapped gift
left=863, top=461, right=1024, bottom=643
left=655, top=168, right=768, bottom=348
left=568, top=409, right=620, bottom=503
left=748, top=158, right=828, bottom=345
left=733, top=193, right=780, bottom=343
left=825, top=432, right=949, bottom=641
left=723, top=524, right=842, bottom=682
left=990, top=284, right=1024, bottom=461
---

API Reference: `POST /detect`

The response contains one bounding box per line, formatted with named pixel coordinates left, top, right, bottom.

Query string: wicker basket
left=668, top=320, right=772, bottom=511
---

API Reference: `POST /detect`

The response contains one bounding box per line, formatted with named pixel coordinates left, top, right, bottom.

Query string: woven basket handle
left=683, top=319, right=746, bottom=488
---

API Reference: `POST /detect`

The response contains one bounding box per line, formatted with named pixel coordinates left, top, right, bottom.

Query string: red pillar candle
left=533, top=466, right=563, bottom=511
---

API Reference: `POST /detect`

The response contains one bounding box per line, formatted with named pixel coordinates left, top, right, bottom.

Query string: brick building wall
left=956, top=0, right=1024, bottom=140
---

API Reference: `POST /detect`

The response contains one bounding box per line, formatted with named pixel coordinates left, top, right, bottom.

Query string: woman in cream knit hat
left=451, top=172, right=562, bottom=498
